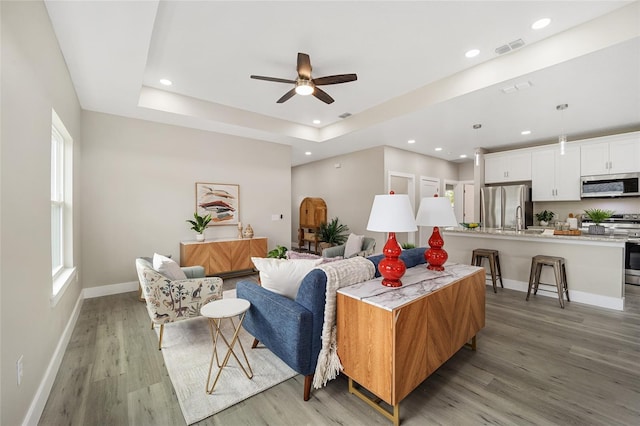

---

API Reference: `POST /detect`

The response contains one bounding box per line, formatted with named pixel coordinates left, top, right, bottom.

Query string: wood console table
left=180, top=237, right=267, bottom=276
left=336, top=263, right=485, bottom=425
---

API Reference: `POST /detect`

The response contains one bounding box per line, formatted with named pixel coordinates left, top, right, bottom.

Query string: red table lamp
left=366, top=192, right=418, bottom=287
left=415, top=195, right=458, bottom=271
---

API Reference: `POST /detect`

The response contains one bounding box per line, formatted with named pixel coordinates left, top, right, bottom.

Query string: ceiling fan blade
left=250, top=75, right=296, bottom=84
left=297, top=53, right=312, bottom=79
left=313, top=87, right=334, bottom=104
left=313, top=74, right=358, bottom=86
left=276, top=88, right=297, bottom=103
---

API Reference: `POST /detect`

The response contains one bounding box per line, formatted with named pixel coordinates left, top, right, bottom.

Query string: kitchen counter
left=445, top=227, right=627, bottom=246
left=442, top=228, right=626, bottom=310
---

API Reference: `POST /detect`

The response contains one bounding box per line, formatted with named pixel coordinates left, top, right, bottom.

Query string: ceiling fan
left=250, top=52, right=357, bottom=104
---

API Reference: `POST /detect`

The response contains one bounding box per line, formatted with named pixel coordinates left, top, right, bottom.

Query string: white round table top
left=201, top=298, right=250, bottom=318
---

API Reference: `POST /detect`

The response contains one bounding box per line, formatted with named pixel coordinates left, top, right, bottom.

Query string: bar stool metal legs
left=526, top=255, right=569, bottom=308
left=471, top=249, right=503, bottom=293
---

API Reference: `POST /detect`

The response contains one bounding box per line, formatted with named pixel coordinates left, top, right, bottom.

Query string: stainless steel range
left=580, top=213, right=640, bottom=285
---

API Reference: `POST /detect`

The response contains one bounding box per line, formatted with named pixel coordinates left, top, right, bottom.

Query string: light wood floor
left=39, top=280, right=640, bottom=425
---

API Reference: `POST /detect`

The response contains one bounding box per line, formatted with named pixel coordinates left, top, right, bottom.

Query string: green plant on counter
left=535, top=210, right=555, bottom=223
left=318, top=217, right=350, bottom=245
left=401, top=243, right=416, bottom=249
left=267, top=245, right=288, bottom=259
left=584, top=208, right=614, bottom=225
left=186, top=212, right=212, bottom=234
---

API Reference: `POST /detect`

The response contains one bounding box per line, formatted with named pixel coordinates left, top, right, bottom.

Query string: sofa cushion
left=252, top=257, right=323, bottom=299
left=152, top=253, right=187, bottom=281
left=343, top=233, right=364, bottom=258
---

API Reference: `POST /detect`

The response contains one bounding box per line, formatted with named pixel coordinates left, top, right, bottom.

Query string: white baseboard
left=83, top=280, right=138, bottom=299
left=486, top=278, right=624, bottom=311
left=23, top=291, right=84, bottom=426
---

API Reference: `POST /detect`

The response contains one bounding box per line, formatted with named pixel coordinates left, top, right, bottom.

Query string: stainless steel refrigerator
left=481, top=184, right=533, bottom=229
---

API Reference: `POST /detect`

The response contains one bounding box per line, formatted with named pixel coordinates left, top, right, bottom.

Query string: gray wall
left=292, top=146, right=463, bottom=253
left=81, top=111, right=292, bottom=288
left=291, top=147, right=385, bottom=250
left=1, top=2, right=83, bottom=424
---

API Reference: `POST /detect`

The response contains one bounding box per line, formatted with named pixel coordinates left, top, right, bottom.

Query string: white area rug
left=158, top=301, right=297, bottom=424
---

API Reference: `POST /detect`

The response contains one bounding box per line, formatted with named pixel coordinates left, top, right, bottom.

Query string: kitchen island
left=442, top=228, right=626, bottom=310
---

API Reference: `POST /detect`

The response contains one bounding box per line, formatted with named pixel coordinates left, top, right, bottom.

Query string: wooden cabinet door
left=581, top=142, right=610, bottom=176
left=609, top=138, right=640, bottom=174
left=531, top=149, right=556, bottom=201
left=555, top=146, right=581, bottom=200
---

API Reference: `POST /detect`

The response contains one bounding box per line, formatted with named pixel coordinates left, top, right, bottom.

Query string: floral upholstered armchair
left=135, top=257, right=223, bottom=350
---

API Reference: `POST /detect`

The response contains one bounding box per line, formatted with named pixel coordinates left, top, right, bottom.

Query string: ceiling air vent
left=495, top=39, right=526, bottom=55
left=509, top=39, right=525, bottom=50
left=339, top=112, right=352, bottom=119
left=495, top=44, right=511, bottom=55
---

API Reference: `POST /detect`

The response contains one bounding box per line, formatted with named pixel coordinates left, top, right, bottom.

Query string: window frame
left=51, top=110, right=76, bottom=305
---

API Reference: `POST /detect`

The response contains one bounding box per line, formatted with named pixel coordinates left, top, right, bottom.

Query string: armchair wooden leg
left=158, top=324, right=164, bottom=351
left=303, top=375, right=313, bottom=401
left=252, top=338, right=259, bottom=349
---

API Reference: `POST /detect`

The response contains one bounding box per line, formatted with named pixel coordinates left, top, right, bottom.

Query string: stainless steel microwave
left=581, top=173, right=640, bottom=198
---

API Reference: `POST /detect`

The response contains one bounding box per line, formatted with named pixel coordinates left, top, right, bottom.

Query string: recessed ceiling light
left=312, top=119, right=321, bottom=124
left=408, top=139, right=416, bottom=144
left=521, top=130, right=531, bottom=135
left=159, top=79, right=172, bottom=86
left=465, top=49, right=480, bottom=58
left=532, top=18, right=551, bottom=30
left=459, top=154, right=468, bottom=159
left=305, top=151, right=312, bottom=156
left=435, top=147, right=443, bottom=152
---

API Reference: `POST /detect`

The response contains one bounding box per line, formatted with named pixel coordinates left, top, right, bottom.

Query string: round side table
left=201, top=298, right=253, bottom=394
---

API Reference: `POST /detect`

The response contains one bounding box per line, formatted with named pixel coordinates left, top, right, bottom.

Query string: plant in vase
left=535, top=210, right=555, bottom=226
left=317, top=217, right=349, bottom=250
left=186, top=212, right=212, bottom=241
left=584, top=208, right=614, bottom=235
left=267, top=245, right=288, bottom=259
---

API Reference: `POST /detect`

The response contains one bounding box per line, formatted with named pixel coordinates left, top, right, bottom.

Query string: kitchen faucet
left=516, top=205, right=523, bottom=232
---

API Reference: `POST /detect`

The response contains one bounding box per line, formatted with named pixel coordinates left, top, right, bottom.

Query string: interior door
left=419, top=177, right=440, bottom=246
left=463, top=183, right=475, bottom=222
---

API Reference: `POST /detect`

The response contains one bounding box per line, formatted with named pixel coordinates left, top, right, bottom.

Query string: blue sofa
left=235, top=247, right=427, bottom=400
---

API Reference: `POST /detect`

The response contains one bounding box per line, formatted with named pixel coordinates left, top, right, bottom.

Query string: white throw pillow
left=153, top=253, right=187, bottom=281
left=343, top=233, right=364, bottom=258
left=251, top=257, right=322, bottom=299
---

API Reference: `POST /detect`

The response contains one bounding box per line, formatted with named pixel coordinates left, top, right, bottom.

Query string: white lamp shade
left=367, top=194, right=418, bottom=232
left=415, top=197, right=458, bottom=227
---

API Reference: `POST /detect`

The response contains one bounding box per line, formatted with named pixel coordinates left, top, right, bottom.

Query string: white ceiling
left=44, top=1, right=640, bottom=166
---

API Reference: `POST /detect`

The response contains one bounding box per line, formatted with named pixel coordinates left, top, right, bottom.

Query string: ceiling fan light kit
left=295, top=79, right=314, bottom=96
left=251, top=52, right=357, bottom=104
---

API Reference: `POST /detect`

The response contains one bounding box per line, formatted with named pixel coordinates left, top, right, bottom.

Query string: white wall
left=1, top=2, right=83, bottom=424
left=292, top=146, right=463, bottom=252
left=81, top=111, right=292, bottom=288
left=291, top=147, right=385, bottom=250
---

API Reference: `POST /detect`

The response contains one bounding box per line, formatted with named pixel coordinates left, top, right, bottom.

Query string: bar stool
left=526, top=255, right=570, bottom=308
left=471, top=249, right=503, bottom=293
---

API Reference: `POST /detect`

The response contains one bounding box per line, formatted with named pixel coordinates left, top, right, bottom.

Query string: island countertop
left=443, top=227, right=626, bottom=247
left=441, top=228, right=626, bottom=310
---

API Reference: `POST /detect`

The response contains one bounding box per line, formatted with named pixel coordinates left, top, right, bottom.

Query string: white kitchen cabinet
left=484, top=150, right=532, bottom=183
left=580, top=133, right=640, bottom=176
left=531, top=145, right=581, bottom=201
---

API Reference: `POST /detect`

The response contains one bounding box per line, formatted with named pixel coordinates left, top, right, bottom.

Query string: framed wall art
left=195, top=183, right=239, bottom=225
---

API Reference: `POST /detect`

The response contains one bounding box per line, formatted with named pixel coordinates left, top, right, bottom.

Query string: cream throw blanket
left=312, top=256, right=375, bottom=389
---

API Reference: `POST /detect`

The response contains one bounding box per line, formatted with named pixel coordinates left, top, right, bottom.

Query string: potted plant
left=186, top=212, right=212, bottom=241
left=267, top=245, right=288, bottom=259
left=535, top=210, right=555, bottom=226
left=317, top=217, right=349, bottom=250
left=584, top=208, right=614, bottom=235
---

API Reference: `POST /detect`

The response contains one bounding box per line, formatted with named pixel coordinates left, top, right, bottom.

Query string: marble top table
left=338, top=262, right=484, bottom=311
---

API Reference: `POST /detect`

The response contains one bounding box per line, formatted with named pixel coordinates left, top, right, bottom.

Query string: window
left=51, top=110, right=75, bottom=303
left=51, top=125, right=64, bottom=276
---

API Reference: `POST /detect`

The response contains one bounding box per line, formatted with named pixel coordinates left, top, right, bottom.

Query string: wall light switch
left=271, top=214, right=281, bottom=221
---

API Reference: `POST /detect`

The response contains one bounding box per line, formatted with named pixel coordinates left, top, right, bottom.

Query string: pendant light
left=556, top=104, right=568, bottom=155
